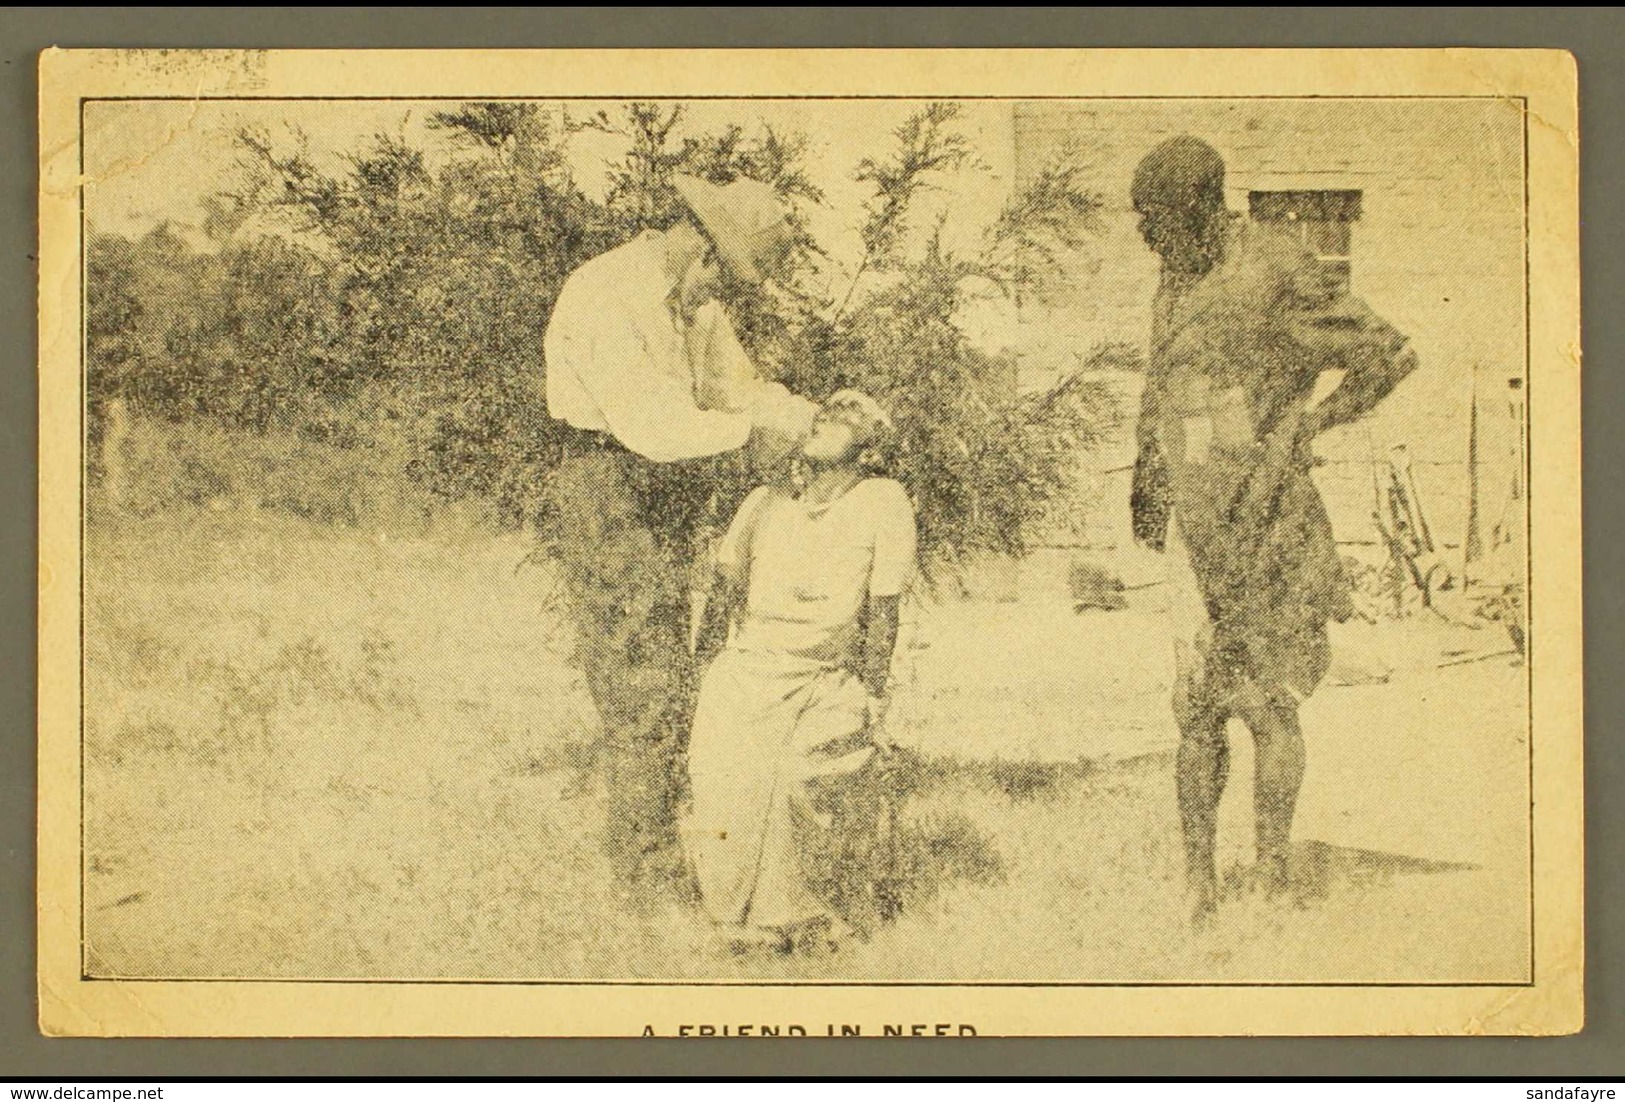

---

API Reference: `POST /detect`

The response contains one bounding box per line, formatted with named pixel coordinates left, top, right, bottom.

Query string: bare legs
left=1175, top=686, right=1306, bottom=925
left=1244, top=698, right=1305, bottom=891
left=1176, top=711, right=1228, bottom=923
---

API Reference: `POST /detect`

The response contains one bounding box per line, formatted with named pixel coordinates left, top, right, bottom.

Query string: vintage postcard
left=37, top=48, right=1580, bottom=1037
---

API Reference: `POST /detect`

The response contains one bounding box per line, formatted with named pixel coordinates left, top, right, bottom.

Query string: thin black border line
left=80, top=94, right=1516, bottom=103
left=1524, top=93, right=1536, bottom=987
left=79, top=977, right=1534, bottom=989
left=78, top=93, right=87, bottom=981
left=73, top=91, right=1541, bottom=991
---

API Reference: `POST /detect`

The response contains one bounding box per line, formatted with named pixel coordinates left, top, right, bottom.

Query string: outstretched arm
left=549, top=299, right=753, bottom=463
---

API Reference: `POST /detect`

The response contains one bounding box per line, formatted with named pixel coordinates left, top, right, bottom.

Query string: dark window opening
left=1249, top=189, right=1362, bottom=294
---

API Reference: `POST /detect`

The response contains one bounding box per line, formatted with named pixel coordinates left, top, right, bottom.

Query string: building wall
left=1011, top=98, right=1526, bottom=555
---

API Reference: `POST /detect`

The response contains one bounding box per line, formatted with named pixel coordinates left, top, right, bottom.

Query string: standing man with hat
left=543, top=174, right=818, bottom=903
left=1128, top=136, right=1420, bottom=923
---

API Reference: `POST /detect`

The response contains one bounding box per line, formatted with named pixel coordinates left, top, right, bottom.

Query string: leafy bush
left=96, top=403, right=440, bottom=527
left=87, top=228, right=347, bottom=432
left=88, top=100, right=1126, bottom=564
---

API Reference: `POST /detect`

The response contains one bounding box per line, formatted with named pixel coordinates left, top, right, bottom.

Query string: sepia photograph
left=36, top=48, right=1581, bottom=1036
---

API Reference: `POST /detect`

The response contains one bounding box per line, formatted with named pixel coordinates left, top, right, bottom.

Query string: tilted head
left=1130, top=136, right=1228, bottom=274
left=801, top=389, right=898, bottom=472
left=672, top=174, right=797, bottom=287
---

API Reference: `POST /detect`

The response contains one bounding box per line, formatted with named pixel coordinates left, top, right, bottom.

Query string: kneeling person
left=683, top=390, right=916, bottom=951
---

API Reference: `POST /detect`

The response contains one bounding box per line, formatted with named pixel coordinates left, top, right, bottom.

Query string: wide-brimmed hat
left=672, top=173, right=796, bottom=285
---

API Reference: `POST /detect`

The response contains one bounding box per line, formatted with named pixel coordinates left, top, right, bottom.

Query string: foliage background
left=87, top=101, right=1128, bottom=568
left=75, top=98, right=1533, bottom=993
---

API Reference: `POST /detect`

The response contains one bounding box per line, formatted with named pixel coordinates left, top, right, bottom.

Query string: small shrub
left=798, top=759, right=1007, bottom=933
left=881, top=809, right=1006, bottom=919
left=189, top=632, right=412, bottom=753
left=986, top=759, right=1067, bottom=802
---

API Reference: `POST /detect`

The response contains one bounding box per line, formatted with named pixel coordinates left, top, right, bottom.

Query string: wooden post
left=1463, top=364, right=1483, bottom=583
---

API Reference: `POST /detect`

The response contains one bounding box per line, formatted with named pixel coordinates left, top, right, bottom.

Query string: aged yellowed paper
left=38, top=48, right=1580, bottom=1037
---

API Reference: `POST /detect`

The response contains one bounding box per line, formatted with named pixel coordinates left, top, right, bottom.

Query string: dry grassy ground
left=81, top=511, right=1531, bottom=983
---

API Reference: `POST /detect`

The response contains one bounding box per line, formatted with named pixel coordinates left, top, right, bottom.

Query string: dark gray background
left=2, top=6, right=1617, bottom=1079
